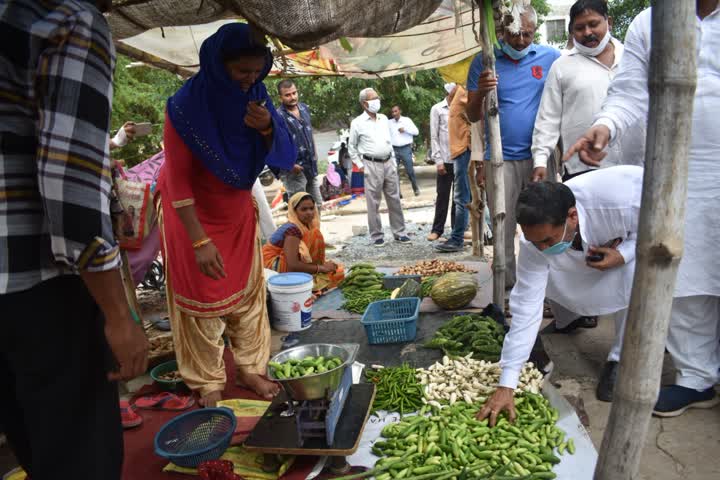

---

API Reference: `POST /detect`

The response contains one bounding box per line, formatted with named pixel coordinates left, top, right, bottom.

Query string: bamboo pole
left=467, top=159, right=484, bottom=258
left=114, top=41, right=196, bottom=78
left=478, top=4, right=506, bottom=306
left=594, top=3, right=697, bottom=479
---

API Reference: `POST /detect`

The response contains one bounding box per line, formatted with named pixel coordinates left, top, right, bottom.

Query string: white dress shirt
left=532, top=38, right=646, bottom=174
left=389, top=115, right=419, bottom=147
left=594, top=7, right=720, bottom=298
left=499, top=166, right=642, bottom=389
left=430, top=99, right=451, bottom=164
left=348, top=112, right=395, bottom=168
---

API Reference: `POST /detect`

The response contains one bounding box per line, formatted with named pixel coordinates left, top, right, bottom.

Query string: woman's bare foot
left=199, top=390, right=222, bottom=408
left=237, top=370, right=280, bottom=400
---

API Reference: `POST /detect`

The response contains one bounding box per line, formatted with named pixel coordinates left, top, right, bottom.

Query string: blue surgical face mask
left=501, top=40, right=532, bottom=60
left=543, top=221, right=574, bottom=255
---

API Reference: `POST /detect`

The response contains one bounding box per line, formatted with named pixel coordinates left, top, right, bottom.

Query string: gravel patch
left=328, top=221, right=487, bottom=267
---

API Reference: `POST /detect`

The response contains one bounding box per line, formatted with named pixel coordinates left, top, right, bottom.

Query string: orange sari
left=262, top=192, right=344, bottom=291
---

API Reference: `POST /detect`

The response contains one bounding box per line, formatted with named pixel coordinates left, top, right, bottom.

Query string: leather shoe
left=427, top=232, right=440, bottom=241
left=596, top=361, right=619, bottom=402
left=554, top=316, right=598, bottom=334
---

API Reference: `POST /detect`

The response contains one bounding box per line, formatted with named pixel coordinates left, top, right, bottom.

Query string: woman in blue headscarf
left=157, top=23, right=295, bottom=406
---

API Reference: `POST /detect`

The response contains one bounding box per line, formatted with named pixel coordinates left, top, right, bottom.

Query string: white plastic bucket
left=267, top=272, right=314, bottom=332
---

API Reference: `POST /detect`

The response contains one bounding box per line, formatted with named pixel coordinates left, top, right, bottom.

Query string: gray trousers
left=484, top=158, right=534, bottom=289
left=363, top=159, right=406, bottom=241
left=280, top=169, right=323, bottom=206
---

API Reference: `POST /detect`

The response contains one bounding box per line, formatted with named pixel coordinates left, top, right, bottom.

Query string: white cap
left=444, top=82, right=456, bottom=95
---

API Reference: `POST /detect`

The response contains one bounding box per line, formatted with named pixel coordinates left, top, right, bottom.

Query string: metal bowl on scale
left=267, top=343, right=358, bottom=401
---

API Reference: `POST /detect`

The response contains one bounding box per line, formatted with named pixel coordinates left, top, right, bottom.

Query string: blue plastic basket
left=154, top=407, right=236, bottom=468
left=360, top=297, right=420, bottom=344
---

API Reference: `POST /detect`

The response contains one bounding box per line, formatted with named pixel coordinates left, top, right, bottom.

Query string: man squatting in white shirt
left=477, top=166, right=642, bottom=425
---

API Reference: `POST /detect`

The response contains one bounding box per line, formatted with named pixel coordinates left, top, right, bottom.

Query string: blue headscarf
left=167, top=23, right=295, bottom=189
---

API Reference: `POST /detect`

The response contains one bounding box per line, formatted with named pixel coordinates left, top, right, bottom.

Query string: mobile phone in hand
left=133, top=122, right=152, bottom=136
left=586, top=253, right=604, bottom=263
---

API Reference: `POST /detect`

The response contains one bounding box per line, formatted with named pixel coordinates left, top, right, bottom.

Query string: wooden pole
left=594, top=3, right=697, bottom=479
left=114, top=41, right=196, bottom=78
left=478, top=4, right=506, bottom=307
left=467, top=160, right=484, bottom=258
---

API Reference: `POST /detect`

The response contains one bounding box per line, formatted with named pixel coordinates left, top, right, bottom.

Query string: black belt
left=363, top=154, right=390, bottom=162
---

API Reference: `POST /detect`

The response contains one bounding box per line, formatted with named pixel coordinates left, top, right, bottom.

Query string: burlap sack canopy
left=109, top=0, right=444, bottom=49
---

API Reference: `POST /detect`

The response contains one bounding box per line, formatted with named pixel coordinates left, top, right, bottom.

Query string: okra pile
left=340, top=263, right=391, bottom=313
left=268, top=356, right=343, bottom=379
left=366, top=364, right=425, bottom=414
left=424, top=314, right=506, bottom=361
left=371, top=394, right=574, bottom=479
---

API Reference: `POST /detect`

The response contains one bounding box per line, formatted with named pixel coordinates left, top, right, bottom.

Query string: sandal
left=134, top=392, right=195, bottom=411
left=120, top=400, right=142, bottom=429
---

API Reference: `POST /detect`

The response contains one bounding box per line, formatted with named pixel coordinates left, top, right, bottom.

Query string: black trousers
left=0, top=276, right=123, bottom=480
left=431, top=162, right=456, bottom=235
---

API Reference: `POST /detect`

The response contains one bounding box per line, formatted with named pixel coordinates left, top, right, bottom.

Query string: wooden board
left=244, top=384, right=375, bottom=456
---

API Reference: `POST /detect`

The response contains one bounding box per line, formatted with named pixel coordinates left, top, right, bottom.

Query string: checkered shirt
left=0, top=0, right=120, bottom=294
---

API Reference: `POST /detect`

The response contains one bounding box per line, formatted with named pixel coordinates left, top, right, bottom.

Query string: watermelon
left=430, top=272, right=478, bottom=309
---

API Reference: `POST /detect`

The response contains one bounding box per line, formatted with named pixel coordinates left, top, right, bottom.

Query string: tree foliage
left=111, top=55, right=183, bottom=167
left=265, top=70, right=445, bottom=145
left=110, top=0, right=553, bottom=165
left=608, top=0, right=651, bottom=41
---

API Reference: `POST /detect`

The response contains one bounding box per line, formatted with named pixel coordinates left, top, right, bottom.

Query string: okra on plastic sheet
left=346, top=382, right=597, bottom=480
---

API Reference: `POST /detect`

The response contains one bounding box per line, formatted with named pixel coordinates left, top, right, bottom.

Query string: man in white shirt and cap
left=389, top=105, right=421, bottom=196
left=566, top=2, right=720, bottom=417
left=477, top=166, right=642, bottom=423
left=428, top=83, right=456, bottom=241
left=348, top=88, right=410, bottom=247
left=532, top=0, right=646, bottom=338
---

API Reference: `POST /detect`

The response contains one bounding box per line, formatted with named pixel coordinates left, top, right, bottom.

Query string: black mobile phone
left=586, top=252, right=604, bottom=262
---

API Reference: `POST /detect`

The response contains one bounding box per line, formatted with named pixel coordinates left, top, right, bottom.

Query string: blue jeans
left=393, top=144, right=419, bottom=191
left=449, top=149, right=471, bottom=244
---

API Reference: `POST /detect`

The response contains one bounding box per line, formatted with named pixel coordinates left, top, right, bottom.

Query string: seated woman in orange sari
left=263, top=192, right=344, bottom=292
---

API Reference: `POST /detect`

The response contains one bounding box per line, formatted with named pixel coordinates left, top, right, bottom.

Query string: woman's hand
left=318, top=261, right=337, bottom=274
left=195, top=242, right=227, bottom=280
left=245, top=102, right=272, bottom=131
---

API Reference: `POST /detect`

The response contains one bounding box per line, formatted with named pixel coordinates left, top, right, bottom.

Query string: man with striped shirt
left=0, top=1, right=148, bottom=478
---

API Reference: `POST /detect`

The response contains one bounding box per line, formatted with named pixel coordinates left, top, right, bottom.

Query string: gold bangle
left=192, top=238, right=212, bottom=249
left=259, top=126, right=273, bottom=136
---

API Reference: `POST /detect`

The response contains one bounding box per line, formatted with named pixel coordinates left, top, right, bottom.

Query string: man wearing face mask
left=530, top=0, right=646, bottom=342
left=476, top=166, right=642, bottom=424
left=532, top=0, right=645, bottom=184
left=348, top=88, right=410, bottom=247
left=567, top=1, right=720, bottom=417
left=465, top=6, right=561, bottom=291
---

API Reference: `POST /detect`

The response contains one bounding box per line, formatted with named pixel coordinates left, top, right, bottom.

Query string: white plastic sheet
left=346, top=383, right=598, bottom=479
